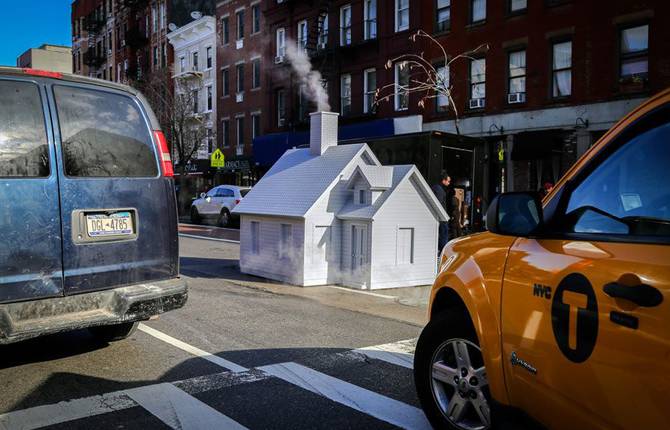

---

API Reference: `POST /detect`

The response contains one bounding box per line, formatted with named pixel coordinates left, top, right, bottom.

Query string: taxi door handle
left=603, top=282, right=663, bottom=308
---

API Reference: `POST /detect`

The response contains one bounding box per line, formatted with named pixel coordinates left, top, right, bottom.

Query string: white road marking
left=0, top=370, right=267, bottom=430
left=354, top=339, right=416, bottom=369
left=178, top=233, right=240, bottom=244
left=325, top=286, right=398, bottom=300
left=138, top=324, right=248, bottom=373
left=126, top=383, right=248, bottom=430
left=259, top=362, right=431, bottom=430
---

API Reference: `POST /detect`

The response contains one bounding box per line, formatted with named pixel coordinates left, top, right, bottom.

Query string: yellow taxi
left=414, top=88, right=670, bottom=430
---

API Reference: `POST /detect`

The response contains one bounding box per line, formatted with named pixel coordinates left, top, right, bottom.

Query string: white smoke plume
left=285, top=40, right=331, bottom=112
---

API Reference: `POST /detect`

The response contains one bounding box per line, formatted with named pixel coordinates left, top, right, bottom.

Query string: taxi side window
left=564, top=119, right=670, bottom=239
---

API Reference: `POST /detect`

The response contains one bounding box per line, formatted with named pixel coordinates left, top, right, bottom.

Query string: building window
left=552, top=40, right=572, bottom=97
left=436, top=0, right=451, bottom=32
left=252, top=59, right=261, bottom=89
left=252, top=4, right=261, bottom=33
left=206, top=47, right=213, bottom=69
left=159, top=1, right=166, bottom=29
left=509, top=0, right=527, bottom=13
left=508, top=50, right=526, bottom=101
left=153, top=46, right=159, bottom=67
left=222, top=120, right=230, bottom=147
left=236, top=10, right=245, bottom=40
left=395, top=0, right=409, bottom=32
left=318, top=14, right=329, bottom=49
left=298, top=84, right=307, bottom=121
left=471, top=0, right=486, bottom=23
left=222, top=68, right=230, bottom=96
left=252, top=113, right=261, bottom=140
left=179, top=56, right=185, bottom=73
left=192, top=51, right=199, bottom=71
left=152, top=5, right=157, bottom=33
left=279, top=224, right=293, bottom=259
left=363, top=68, right=376, bottom=114
left=620, top=24, right=649, bottom=82
left=222, top=17, right=229, bottom=44
left=276, top=28, right=286, bottom=58
left=277, top=89, right=286, bottom=127
left=394, top=61, right=409, bottom=111
left=236, top=63, right=244, bottom=93
left=236, top=117, right=244, bottom=147
left=298, top=20, right=308, bottom=52
left=161, top=43, right=166, bottom=68
left=340, top=5, right=352, bottom=46
left=340, top=74, right=351, bottom=116
left=436, top=65, right=449, bottom=112
left=192, top=89, right=199, bottom=113
left=207, top=128, right=213, bottom=153
left=364, top=0, right=377, bottom=40
left=206, top=86, right=213, bottom=111
left=469, top=58, right=486, bottom=105
left=250, top=221, right=260, bottom=254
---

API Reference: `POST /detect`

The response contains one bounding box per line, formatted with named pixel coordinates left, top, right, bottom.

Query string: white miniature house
left=233, top=112, right=448, bottom=290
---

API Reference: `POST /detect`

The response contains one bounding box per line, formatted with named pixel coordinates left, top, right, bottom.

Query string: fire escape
left=82, top=9, right=106, bottom=74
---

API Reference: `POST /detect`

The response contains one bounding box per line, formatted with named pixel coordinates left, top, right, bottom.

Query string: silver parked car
left=190, top=185, right=251, bottom=227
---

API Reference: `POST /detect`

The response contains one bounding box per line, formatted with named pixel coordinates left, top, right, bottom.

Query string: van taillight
left=153, top=130, right=174, bottom=177
left=23, top=68, right=63, bottom=79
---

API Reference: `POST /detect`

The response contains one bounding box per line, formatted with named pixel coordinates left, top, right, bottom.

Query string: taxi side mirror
left=486, top=192, right=543, bottom=237
left=200, top=193, right=206, bottom=199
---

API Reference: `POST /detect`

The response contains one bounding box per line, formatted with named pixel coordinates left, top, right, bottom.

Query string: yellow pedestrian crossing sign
left=211, top=149, right=225, bottom=168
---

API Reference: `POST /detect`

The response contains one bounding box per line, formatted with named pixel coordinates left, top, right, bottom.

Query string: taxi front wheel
left=415, top=312, right=493, bottom=430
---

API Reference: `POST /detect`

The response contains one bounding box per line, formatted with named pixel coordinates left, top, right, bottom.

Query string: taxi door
left=501, top=107, right=670, bottom=429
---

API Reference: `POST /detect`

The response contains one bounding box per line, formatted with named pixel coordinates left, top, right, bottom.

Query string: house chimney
left=309, top=111, right=339, bottom=156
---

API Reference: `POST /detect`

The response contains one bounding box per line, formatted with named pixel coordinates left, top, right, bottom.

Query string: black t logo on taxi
left=551, top=273, right=598, bottom=363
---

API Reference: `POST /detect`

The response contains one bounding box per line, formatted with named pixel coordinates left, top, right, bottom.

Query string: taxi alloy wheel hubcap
left=430, top=338, right=491, bottom=430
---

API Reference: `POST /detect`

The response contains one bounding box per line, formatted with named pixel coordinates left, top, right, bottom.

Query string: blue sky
left=0, top=1, right=72, bottom=66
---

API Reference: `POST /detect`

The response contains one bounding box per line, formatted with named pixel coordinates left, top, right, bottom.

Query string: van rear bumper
left=0, top=278, right=187, bottom=344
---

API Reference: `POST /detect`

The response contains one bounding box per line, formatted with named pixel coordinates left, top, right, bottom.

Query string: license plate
left=86, top=212, right=133, bottom=237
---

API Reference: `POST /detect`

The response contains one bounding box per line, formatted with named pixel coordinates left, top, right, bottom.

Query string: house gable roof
left=346, top=165, right=394, bottom=190
left=233, top=143, right=379, bottom=218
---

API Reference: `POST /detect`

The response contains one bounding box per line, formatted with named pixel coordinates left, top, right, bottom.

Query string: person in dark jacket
left=449, top=193, right=463, bottom=239
left=431, top=172, right=451, bottom=255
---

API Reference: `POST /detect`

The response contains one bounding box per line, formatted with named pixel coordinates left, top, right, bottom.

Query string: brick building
left=258, top=0, right=670, bottom=193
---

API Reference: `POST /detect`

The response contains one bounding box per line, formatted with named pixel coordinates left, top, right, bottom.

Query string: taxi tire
left=414, top=311, right=492, bottom=430
left=89, top=322, right=139, bottom=342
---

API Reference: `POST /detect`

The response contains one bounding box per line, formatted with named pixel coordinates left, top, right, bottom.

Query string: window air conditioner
left=469, top=98, right=485, bottom=109
left=274, top=55, right=284, bottom=64
left=508, top=93, right=526, bottom=104
left=236, top=39, right=244, bottom=49
left=236, top=92, right=244, bottom=103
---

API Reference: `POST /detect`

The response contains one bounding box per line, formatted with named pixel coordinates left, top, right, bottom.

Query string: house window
left=277, top=89, right=286, bottom=126
left=252, top=4, right=261, bottom=33
left=508, top=50, right=526, bottom=99
left=179, top=56, right=185, bottom=73
left=222, top=119, right=230, bottom=147
left=236, top=63, right=245, bottom=94
left=340, top=5, right=352, bottom=46
left=395, top=0, right=409, bottom=32
left=298, top=20, right=308, bottom=52
left=394, top=61, right=409, bottom=111
left=436, top=65, right=449, bottom=111
left=396, top=227, right=414, bottom=264
left=552, top=40, right=572, bottom=97
left=222, top=68, right=230, bottom=96
left=192, top=89, right=199, bottom=113
left=206, top=86, right=213, bottom=111
left=364, top=0, right=377, bottom=40
left=363, top=68, right=376, bottom=114
left=252, top=113, right=261, bottom=140
left=206, top=47, right=213, bottom=69
left=318, top=14, right=329, bottom=48
left=279, top=224, right=293, bottom=259
left=358, top=189, right=367, bottom=205
left=436, top=0, right=451, bottom=32
left=236, top=10, right=244, bottom=40
left=236, top=116, right=245, bottom=147
left=509, top=0, right=527, bottom=13
left=250, top=221, right=260, bottom=254
left=252, top=59, right=261, bottom=89
left=192, top=51, right=199, bottom=70
left=340, top=74, right=352, bottom=116
left=469, top=58, right=486, bottom=105
left=620, top=24, right=649, bottom=81
left=222, top=17, right=229, bottom=44
left=276, top=28, right=286, bottom=58
left=471, top=0, right=486, bottom=23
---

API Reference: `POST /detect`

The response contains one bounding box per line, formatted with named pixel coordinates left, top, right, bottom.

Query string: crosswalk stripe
left=259, top=362, right=432, bottom=430
left=126, top=383, right=248, bottom=430
left=354, top=339, right=416, bottom=369
left=138, top=323, right=248, bottom=373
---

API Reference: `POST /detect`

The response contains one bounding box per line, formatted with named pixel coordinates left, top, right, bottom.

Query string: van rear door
left=0, top=78, right=64, bottom=303
left=49, top=83, right=178, bottom=295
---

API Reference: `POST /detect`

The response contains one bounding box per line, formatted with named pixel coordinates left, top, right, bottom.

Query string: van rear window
left=54, top=85, right=158, bottom=177
left=0, top=80, right=49, bottom=177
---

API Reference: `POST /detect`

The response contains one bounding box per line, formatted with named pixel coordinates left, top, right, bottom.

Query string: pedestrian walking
left=431, top=172, right=451, bottom=254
